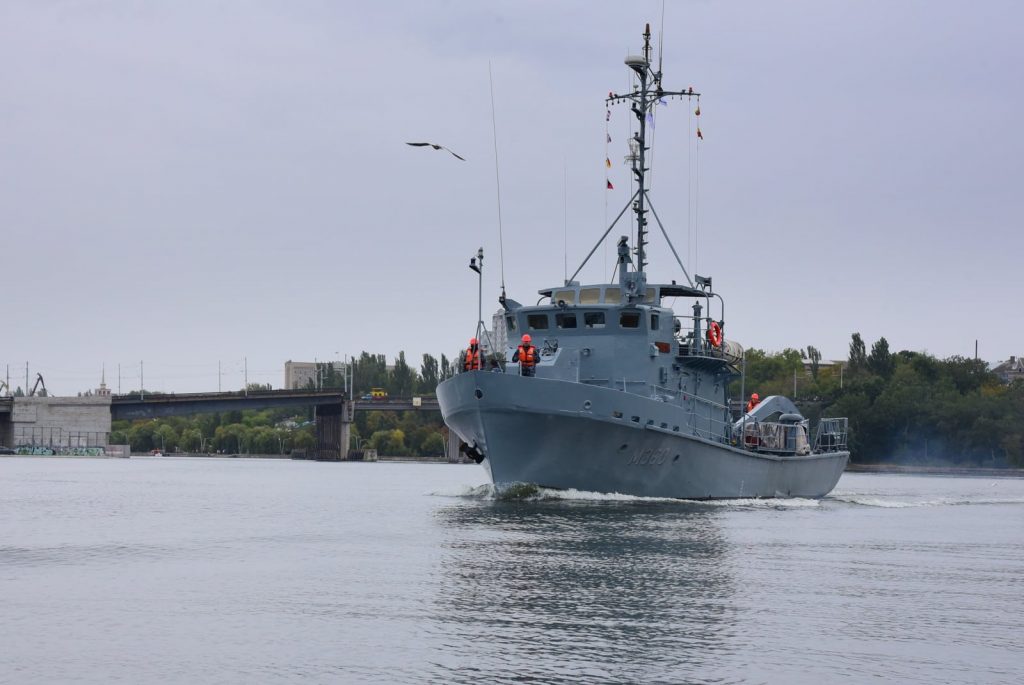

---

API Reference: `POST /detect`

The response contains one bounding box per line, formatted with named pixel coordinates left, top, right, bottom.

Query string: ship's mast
left=567, top=24, right=701, bottom=291
left=609, top=24, right=699, bottom=276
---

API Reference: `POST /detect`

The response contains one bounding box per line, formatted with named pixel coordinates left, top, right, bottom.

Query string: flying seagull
left=405, top=142, right=466, bottom=161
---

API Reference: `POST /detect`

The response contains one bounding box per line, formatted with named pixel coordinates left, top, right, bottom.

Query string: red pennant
left=606, top=180, right=614, bottom=190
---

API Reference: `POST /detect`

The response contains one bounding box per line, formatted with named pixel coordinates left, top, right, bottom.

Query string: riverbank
left=846, top=463, right=1024, bottom=477
left=134, top=452, right=455, bottom=463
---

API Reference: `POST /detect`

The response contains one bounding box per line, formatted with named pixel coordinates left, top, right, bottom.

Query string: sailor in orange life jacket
left=513, top=334, right=539, bottom=376
left=464, top=337, right=482, bottom=371
left=746, top=392, right=761, bottom=413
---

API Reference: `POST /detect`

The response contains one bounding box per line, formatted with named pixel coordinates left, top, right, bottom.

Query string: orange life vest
left=464, top=346, right=481, bottom=371
left=517, top=344, right=538, bottom=367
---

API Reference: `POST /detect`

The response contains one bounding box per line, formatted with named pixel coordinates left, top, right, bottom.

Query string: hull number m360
left=628, top=447, right=671, bottom=465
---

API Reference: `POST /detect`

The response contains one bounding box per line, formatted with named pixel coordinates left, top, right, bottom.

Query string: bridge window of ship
left=527, top=314, right=550, bottom=330
left=552, top=289, right=576, bottom=304
left=584, top=312, right=606, bottom=328
left=604, top=288, right=622, bottom=304
left=556, top=313, right=578, bottom=329
left=650, top=313, right=660, bottom=330
left=579, top=287, right=601, bottom=304
left=619, top=311, right=641, bottom=329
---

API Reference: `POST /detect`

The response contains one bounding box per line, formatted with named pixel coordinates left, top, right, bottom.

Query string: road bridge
left=111, top=390, right=442, bottom=460
left=110, top=390, right=440, bottom=420
left=3, top=390, right=449, bottom=461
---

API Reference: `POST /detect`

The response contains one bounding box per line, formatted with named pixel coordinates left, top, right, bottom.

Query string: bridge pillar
left=314, top=401, right=351, bottom=461
left=446, top=428, right=468, bottom=463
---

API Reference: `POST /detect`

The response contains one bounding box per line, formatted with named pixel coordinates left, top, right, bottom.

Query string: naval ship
left=438, top=26, right=850, bottom=499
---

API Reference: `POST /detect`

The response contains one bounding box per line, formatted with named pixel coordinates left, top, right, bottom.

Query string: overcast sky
left=2, top=0, right=1021, bottom=395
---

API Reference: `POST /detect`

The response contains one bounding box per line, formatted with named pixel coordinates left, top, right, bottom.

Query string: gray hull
left=438, top=372, right=848, bottom=499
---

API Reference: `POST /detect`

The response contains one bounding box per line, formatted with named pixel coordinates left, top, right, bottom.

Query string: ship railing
left=813, top=417, right=848, bottom=453
left=689, top=408, right=734, bottom=445
left=673, top=314, right=720, bottom=356
left=738, top=420, right=812, bottom=455
left=648, top=386, right=733, bottom=445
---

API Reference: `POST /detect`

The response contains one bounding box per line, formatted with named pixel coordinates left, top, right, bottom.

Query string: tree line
left=740, top=334, right=1024, bottom=467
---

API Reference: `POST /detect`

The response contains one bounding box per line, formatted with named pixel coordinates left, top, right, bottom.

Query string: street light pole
left=469, top=247, right=484, bottom=342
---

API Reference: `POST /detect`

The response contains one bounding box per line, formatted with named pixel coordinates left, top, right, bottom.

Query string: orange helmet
left=751, top=393, right=760, bottom=401
left=469, top=337, right=478, bottom=345
left=522, top=334, right=532, bottom=344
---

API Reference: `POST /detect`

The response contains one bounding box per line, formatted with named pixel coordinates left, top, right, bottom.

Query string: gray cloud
left=2, top=0, right=1021, bottom=394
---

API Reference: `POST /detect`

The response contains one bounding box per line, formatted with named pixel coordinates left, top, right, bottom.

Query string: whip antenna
left=563, top=162, right=568, bottom=283
left=658, top=0, right=666, bottom=76
left=488, top=62, right=507, bottom=296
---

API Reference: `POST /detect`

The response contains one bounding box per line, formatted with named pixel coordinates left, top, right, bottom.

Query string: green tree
left=419, top=354, right=440, bottom=394
left=391, top=351, right=416, bottom=397
left=868, top=337, right=894, bottom=378
left=849, top=333, right=867, bottom=373
left=293, top=429, right=316, bottom=450
left=154, top=424, right=179, bottom=452
left=369, top=429, right=406, bottom=456
left=180, top=428, right=202, bottom=452
left=806, top=345, right=822, bottom=380
left=421, top=432, right=445, bottom=456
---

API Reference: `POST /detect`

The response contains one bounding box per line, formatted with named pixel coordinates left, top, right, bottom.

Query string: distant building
left=96, top=367, right=111, bottom=397
left=284, top=361, right=316, bottom=390
left=801, top=359, right=842, bottom=377
left=993, top=356, right=1024, bottom=384
left=284, top=360, right=348, bottom=390
left=490, top=309, right=508, bottom=355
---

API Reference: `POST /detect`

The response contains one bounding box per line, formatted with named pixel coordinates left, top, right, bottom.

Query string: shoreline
left=845, top=463, right=1024, bottom=477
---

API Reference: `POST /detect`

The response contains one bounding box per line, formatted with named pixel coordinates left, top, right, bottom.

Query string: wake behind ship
left=438, top=25, right=849, bottom=499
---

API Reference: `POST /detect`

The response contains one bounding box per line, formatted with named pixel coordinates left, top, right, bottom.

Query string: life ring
left=706, top=321, right=723, bottom=348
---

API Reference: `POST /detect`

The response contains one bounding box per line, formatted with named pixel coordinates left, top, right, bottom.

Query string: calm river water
left=1, top=457, right=1022, bottom=684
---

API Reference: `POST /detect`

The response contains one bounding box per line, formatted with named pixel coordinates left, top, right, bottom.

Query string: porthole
left=583, top=400, right=592, bottom=410
left=474, top=389, right=483, bottom=399
left=619, top=443, right=629, bottom=451
left=631, top=416, right=640, bottom=423
left=613, top=410, right=623, bottom=419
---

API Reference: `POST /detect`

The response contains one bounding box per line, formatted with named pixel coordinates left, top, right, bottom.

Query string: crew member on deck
left=746, top=392, right=760, bottom=413
left=513, top=334, right=539, bottom=377
left=464, top=338, right=481, bottom=371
